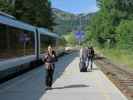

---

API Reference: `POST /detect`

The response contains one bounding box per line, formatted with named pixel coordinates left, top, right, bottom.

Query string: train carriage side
left=37, top=28, right=59, bottom=60
left=0, top=13, right=38, bottom=83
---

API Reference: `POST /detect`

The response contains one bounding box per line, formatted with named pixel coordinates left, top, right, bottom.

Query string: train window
left=40, top=34, right=56, bottom=54
left=0, top=23, right=35, bottom=61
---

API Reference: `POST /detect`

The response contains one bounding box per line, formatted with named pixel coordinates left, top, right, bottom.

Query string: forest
left=85, top=0, right=133, bottom=68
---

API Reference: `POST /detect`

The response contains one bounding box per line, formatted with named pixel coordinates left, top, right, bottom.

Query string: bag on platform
left=79, top=61, right=87, bottom=72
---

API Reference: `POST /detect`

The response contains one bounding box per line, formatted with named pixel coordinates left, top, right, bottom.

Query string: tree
left=14, top=0, right=54, bottom=30
left=116, top=20, right=133, bottom=50
left=58, top=37, right=67, bottom=47
left=0, top=0, right=14, bottom=14
left=86, top=0, right=133, bottom=48
left=64, top=32, right=77, bottom=45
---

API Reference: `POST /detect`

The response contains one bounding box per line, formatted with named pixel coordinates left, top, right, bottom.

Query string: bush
left=64, top=32, right=77, bottom=46
left=116, top=20, right=133, bottom=51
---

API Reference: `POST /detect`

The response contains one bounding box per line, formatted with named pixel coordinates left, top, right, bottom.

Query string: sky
left=51, top=0, right=99, bottom=14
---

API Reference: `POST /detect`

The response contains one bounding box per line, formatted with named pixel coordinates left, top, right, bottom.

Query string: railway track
left=95, top=55, right=133, bottom=100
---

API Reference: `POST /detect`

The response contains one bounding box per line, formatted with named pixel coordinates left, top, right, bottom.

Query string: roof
left=37, top=28, right=59, bottom=38
left=0, top=12, right=35, bottom=32
left=0, top=11, right=15, bottom=19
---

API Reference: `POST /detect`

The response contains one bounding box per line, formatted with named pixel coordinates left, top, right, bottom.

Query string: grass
left=96, top=47, right=133, bottom=69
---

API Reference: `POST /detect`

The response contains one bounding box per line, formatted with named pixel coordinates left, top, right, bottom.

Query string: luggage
left=79, top=61, right=87, bottom=72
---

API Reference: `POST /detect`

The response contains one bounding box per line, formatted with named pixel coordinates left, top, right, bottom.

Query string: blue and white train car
left=0, top=12, right=59, bottom=82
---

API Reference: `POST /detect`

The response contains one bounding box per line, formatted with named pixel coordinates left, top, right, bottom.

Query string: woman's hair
left=48, top=45, right=52, bottom=50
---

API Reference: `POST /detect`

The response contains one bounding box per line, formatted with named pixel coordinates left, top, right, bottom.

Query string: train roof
left=37, top=28, right=59, bottom=38
left=0, top=11, right=15, bottom=19
left=0, top=12, right=35, bottom=32
left=0, top=12, right=59, bottom=38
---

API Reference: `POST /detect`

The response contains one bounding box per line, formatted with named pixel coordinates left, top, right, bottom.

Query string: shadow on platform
left=51, top=84, right=89, bottom=90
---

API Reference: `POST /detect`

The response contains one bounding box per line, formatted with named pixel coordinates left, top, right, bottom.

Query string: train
left=0, top=12, right=63, bottom=83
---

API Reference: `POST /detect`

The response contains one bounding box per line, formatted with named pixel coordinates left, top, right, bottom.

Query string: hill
left=52, top=8, right=95, bottom=35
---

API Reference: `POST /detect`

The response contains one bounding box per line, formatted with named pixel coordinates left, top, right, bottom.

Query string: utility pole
left=79, top=15, right=82, bottom=31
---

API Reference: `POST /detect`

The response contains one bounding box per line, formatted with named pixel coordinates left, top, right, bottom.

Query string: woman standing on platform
left=44, top=45, right=57, bottom=89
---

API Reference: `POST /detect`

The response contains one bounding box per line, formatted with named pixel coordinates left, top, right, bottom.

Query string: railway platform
left=0, top=52, right=128, bottom=100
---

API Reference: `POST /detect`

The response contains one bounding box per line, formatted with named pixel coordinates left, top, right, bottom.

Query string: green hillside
left=52, top=8, right=95, bottom=35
